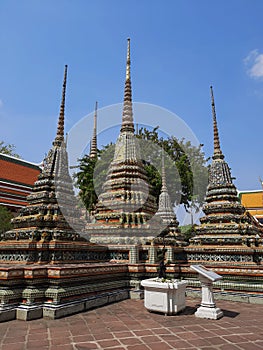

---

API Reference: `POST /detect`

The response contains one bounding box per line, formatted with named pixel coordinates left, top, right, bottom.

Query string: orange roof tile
left=0, top=157, right=40, bottom=186
left=0, top=197, right=27, bottom=206
left=240, top=192, right=263, bottom=208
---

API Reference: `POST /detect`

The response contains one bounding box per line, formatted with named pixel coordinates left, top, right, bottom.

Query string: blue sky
left=0, top=0, right=263, bottom=191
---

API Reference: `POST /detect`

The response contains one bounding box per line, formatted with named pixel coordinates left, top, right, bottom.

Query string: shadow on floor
left=221, top=309, right=239, bottom=318
left=180, top=305, right=239, bottom=318
left=179, top=306, right=196, bottom=315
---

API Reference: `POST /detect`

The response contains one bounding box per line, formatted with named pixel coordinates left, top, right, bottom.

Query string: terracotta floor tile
left=237, top=343, right=263, bottom=350
left=112, top=330, right=134, bottom=338
left=182, top=324, right=204, bottom=332
left=241, top=333, right=263, bottom=341
left=49, top=330, right=71, bottom=338
left=146, top=342, right=173, bottom=350
left=126, top=345, right=150, bottom=350
left=27, top=332, right=48, bottom=340
left=175, top=331, right=200, bottom=340
left=205, top=336, right=229, bottom=345
left=97, top=339, right=121, bottom=348
left=219, top=344, right=243, bottom=350
left=120, top=337, right=144, bottom=345
left=51, top=337, right=72, bottom=346
left=0, top=344, right=26, bottom=350
left=222, top=334, right=248, bottom=343
left=158, top=333, right=179, bottom=341
left=2, top=336, right=26, bottom=344
left=187, top=337, right=212, bottom=347
left=210, top=328, right=234, bottom=336
left=193, top=330, right=216, bottom=338
left=165, top=339, right=192, bottom=348
left=71, top=335, right=95, bottom=342
left=74, top=342, right=99, bottom=350
left=140, top=335, right=162, bottom=344
left=70, top=327, right=90, bottom=336
left=0, top=298, right=262, bottom=350
left=150, top=327, right=171, bottom=335
left=130, top=330, right=151, bottom=337
left=93, top=332, right=114, bottom=340
left=26, top=340, right=50, bottom=349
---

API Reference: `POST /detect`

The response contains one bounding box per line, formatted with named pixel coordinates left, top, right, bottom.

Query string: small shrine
left=154, top=152, right=186, bottom=247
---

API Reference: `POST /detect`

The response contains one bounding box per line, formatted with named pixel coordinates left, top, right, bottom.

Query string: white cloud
left=244, top=49, right=263, bottom=79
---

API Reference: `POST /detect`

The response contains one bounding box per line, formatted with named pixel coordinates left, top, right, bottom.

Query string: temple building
left=1, top=41, right=263, bottom=323
left=239, top=190, right=263, bottom=224
left=87, top=39, right=158, bottom=245
left=0, top=154, right=40, bottom=214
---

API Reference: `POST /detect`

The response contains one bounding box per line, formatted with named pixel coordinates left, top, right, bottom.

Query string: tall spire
left=90, top=101, right=98, bottom=158
left=161, top=150, right=168, bottom=192
left=126, top=37, right=131, bottom=81
left=54, top=65, right=68, bottom=145
left=210, top=86, right=224, bottom=160
left=121, top=38, right=134, bottom=133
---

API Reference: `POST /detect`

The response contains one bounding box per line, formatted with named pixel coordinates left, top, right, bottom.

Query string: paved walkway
left=0, top=298, right=263, bottom=350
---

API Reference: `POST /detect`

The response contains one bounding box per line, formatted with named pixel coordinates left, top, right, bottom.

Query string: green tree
left=179, top=224, right=196, bottom=242
left=176, top=139, right=209, bottom=220
left=0, top=205, right=13, bottom=233
left=75, top=127, right=208, bottom=212
left=136, top=127, right=194, bottom=205
left=0, top=141, right=20, bottom=158
left=74, top=143, right=115, bottom=211
left=74, top=156, right=98, bottom=212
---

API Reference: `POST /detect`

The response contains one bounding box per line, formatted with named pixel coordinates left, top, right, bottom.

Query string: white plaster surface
left=195, top=306, right=224, bottom=319
left=141, top=278, right=188, bottom=315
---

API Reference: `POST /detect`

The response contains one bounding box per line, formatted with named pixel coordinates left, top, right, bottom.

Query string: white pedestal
left=195, top=305, right=223, bottom=319
left=191, top=265, right=224, bottom=320
left=195, top=275, right=223, bottom=320
left=141, top=278, right=188, bottom=315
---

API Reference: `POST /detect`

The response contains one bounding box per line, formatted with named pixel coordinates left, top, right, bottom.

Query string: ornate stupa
left=154, top=151, right=186, bottom=246
left=189, top=86, right=262, bottom=248
left=88, top=39, right=157, bottom=244
left=3, top=65, right=85, bottom=243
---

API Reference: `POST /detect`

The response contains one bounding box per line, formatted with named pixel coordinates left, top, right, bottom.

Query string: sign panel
left=190, top=265, right=222, bottom=282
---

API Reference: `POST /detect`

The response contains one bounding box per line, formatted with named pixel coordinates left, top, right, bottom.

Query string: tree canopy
left=0, top=205, right=13, bottom=233
left=0, top=141, right=20, bottom=158
left=74, top=127, right=208, bottom=212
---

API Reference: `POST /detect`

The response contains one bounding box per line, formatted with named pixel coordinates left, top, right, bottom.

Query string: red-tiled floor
left=0, top=298, right=263, bottom=349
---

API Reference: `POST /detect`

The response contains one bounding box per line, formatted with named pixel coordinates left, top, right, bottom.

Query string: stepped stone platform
left=0, top=262, right=129, bottom=322
left=2, top=258, right=263, bottom=322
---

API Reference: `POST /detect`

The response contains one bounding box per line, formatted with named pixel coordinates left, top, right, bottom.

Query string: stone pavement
left=0, top=298, right=263, bottom=350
